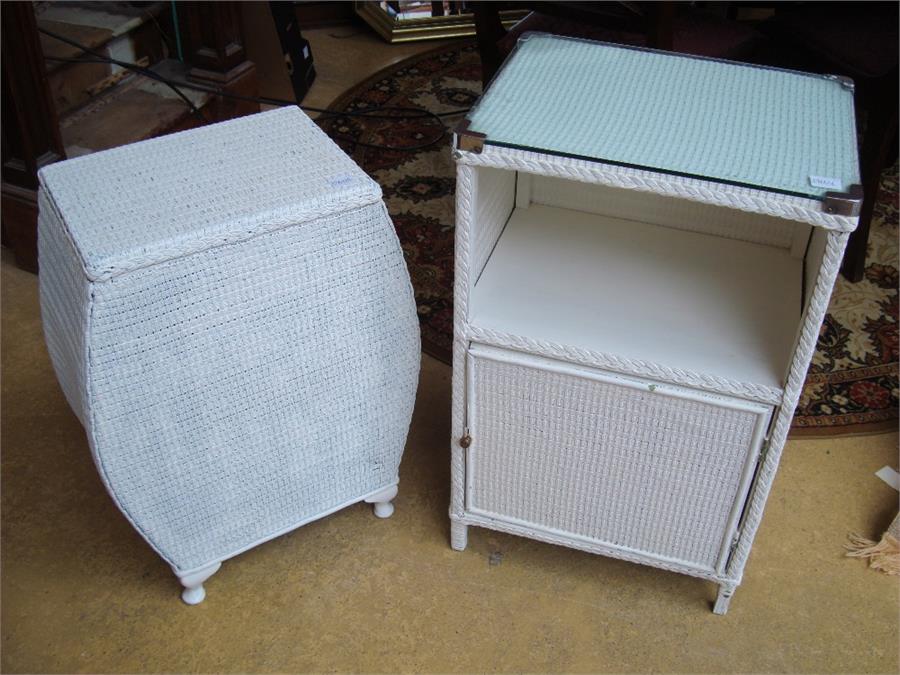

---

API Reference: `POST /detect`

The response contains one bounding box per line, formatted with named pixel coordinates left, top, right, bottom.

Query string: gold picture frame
left=355, top=1, right=528, bottom=43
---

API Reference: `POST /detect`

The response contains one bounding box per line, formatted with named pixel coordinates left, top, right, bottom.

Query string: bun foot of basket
left=450, top=520, right=468, bottom=551
left=713, top=583, right=737, bottom=615
left=365, top=484, right=398, bottom=519
left=175, top=561, right=221, bottom=605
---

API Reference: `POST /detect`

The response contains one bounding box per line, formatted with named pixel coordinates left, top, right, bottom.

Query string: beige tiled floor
left=2, top=24, right=898, bottom=675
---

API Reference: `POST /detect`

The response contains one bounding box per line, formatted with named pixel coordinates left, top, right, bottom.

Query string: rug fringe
left=845, top=533, right=900, bottom=575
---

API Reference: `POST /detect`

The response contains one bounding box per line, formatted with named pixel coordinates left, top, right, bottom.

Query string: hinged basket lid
left=463, top=33, right=861, bottom=206
left=39, top=107, right=382, bottom=280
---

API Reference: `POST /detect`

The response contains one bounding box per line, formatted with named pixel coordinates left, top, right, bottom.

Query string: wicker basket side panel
left=468, top=354, right=762, bottom=571
left=37, top=189, right=92, bottom=426
left=86, top=203, right=420, bottom=571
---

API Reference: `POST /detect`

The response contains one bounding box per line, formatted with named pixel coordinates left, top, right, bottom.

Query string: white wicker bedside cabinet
left=38, top=107, right=420, bottom=604
left=449, top=34, right=860, bottom=614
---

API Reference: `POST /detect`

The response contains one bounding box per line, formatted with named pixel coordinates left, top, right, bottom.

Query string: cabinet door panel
left=465, top=345, right=771, bottom=573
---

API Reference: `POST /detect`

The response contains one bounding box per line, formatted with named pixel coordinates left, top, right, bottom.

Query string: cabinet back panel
left=530, top=174, right=806, bottom=250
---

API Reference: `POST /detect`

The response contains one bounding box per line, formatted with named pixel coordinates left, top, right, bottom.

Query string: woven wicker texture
left=38, top=109, right=420, bottom=573
left=38, top=107, right=381, bottom=280
left=37, top=190, right=90, bottom=426
left=468, top=353, right=763, bottom=571
left=87, top=204, right=418, bottom=571
left=467, top=34, right=859, bottom=200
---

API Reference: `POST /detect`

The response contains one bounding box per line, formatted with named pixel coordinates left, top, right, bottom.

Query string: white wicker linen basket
left=449, top=34, right=860, bottom=614
left=38, top=107, right=420, bottom=604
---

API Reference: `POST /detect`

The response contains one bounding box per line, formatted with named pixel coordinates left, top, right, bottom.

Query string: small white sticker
left=809, top=175, right=843, bottom=189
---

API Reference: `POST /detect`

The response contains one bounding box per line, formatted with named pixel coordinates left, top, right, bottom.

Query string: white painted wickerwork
left=450, top=72, right=856, bottom=612
left=466, top=345, right=771, bottom=574
left=38, top=107, right=420, bottom=604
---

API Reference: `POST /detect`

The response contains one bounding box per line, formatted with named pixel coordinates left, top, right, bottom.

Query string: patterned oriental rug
left=319, top=42, right=898, bottom=437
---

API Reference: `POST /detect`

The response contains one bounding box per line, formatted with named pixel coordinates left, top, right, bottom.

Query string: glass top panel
left=466, top=34, right=860, bottom=199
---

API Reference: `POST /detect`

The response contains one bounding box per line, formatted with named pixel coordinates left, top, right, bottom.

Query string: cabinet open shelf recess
left=471, top=186, right=804, bottom=399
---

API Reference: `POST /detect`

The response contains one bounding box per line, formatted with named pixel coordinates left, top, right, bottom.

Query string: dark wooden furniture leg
left=842, top=69, right=899, bottom=282
left=178, top=1, right=260, bottom=123
left=472, top=3, right=508, bottom=88
left=646, top=2, right=675, bottom=51
left=1, top=1, right=66, bottom=272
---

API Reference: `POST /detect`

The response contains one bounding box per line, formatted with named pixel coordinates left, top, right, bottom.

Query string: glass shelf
left=465, top=33, right=860, bottom=200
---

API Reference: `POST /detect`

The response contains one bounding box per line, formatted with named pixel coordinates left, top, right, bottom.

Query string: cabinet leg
left=450, top=520, right=468, bottom=551
left=713, top=582, right=737, bottom=615
left=365, top=484, right=398, bottom=519
left=175, top=561, right=221, bottom=605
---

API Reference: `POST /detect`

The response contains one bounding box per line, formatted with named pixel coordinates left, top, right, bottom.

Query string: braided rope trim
left=458, top=512, right=739, bottom=585
left=455, top=147, right=859, bottom=233
left=449, top=164, right=476, bottom=520
left=726, top=230, right=850, bottom=583
left=453, top=164, right=474, bottom=331
left=464, top=325, right=783, bottom=405
left=449, top=338, right=468, bottom=520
